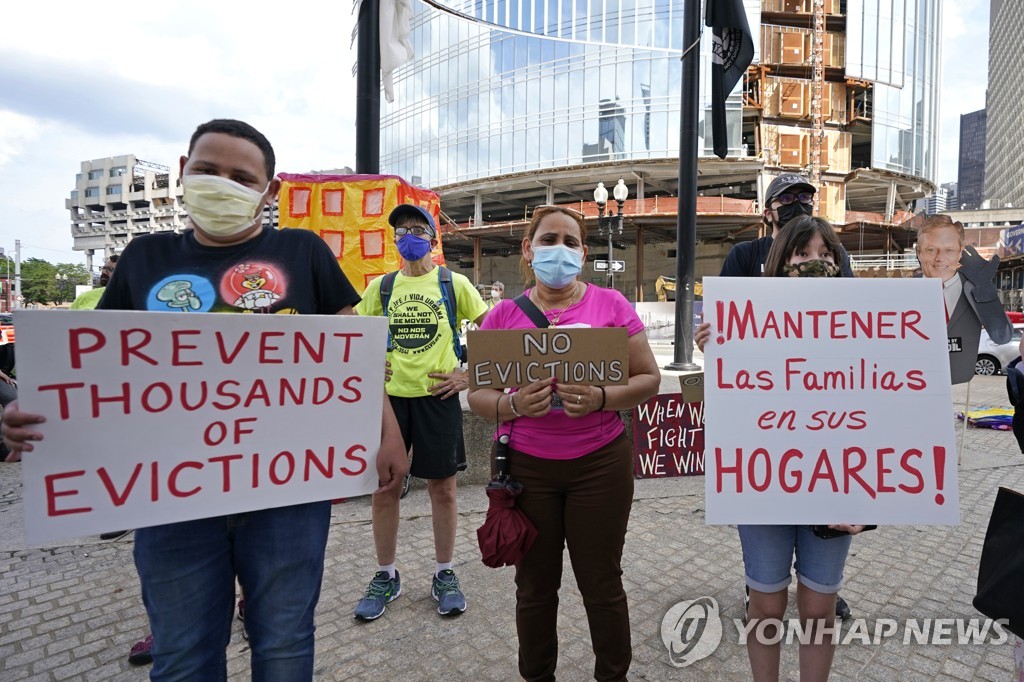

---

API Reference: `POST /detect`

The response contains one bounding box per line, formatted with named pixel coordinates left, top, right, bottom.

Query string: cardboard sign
left=633, top=394, right=705, bottom=478
left=679, top=372, right=705, bottom=403
left=703, top=277, right=959, bottom=525
left=467, top=328, right=629, bottom=389
left=15, top=310, right=388, bottom=543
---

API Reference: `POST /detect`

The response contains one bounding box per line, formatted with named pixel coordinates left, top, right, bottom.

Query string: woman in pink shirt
left=468, top=204, right=660, bottom=681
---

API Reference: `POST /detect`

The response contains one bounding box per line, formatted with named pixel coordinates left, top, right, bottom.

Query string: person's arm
left=375, top=396, right=409, bottom=494
left=468, top=377, right=556, bottom=421
left=336, top=306, right=408, bottom=491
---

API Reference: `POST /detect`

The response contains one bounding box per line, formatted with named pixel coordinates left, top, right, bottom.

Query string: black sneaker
left=100, top=530, right=132, bottom=541
left=836, top=595, right=851, bottom=620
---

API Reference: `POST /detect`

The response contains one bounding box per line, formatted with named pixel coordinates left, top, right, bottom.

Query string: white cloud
left=0, top=1, right=361, bottom=265
left=0, top=0, right=994, bottom=264
left=0, top=111, right=43, bottom=167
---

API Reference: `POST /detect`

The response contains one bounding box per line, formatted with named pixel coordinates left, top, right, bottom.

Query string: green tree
left=6, top=258, right=91, bottom=306
left=20, top=258, right=56, bottom=306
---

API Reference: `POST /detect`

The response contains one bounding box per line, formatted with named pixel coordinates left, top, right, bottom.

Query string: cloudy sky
left=0, top=0, right=990, bottom=267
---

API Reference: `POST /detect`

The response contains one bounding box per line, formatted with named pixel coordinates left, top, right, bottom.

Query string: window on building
left=70, top=190, right=79, bottom=201
left=106, top=186, right=122, bottom=195
left=85, top=187, right=100, bottom=198
left=76, top=173, right=83, bottom=183
left=87, top=169, right=104, bottom=180
left=110, top=166, right=127, bottom=177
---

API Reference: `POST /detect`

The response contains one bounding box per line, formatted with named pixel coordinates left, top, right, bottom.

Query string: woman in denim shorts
left=698, top=215, right=872, bottom=681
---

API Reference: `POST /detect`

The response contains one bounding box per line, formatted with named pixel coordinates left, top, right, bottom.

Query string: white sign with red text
left=703, top=277, right=959, bottom=525
left=16, top=310, right=387, bottom=543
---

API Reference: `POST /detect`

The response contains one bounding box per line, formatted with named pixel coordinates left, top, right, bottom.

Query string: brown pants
left=509, top=432, right=634, bottom=682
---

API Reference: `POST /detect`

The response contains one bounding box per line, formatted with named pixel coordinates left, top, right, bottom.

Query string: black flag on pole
left=706, top=0, right=754, bottom=159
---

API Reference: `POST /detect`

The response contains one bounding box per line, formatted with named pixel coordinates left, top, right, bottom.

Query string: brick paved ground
left=2, top=372, right=1021, bottom=681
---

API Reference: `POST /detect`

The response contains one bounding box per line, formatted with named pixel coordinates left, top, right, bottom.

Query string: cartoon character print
left=155, top=280, right=203, bottom=311
left=221, top=262, right=285, bottom=312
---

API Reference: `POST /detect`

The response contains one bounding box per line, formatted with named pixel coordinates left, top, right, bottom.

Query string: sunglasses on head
left=774, top=192, right=814, bottom=206
left=394, top=226, right=432, bottom=236
left=533, top=204, right=585, bottom=219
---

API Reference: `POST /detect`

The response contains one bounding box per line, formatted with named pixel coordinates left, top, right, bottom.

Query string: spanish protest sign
left=702, top=277, right=959, bottom=525
left=15, top=310, right=387, bottom=543
left=467, top=328, right=629, bottom=390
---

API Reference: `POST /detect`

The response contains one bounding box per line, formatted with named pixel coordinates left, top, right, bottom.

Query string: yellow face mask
left=182, top=175, right=267, bottom=237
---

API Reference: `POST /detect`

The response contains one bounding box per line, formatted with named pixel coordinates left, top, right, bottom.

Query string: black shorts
left=389, top=394, right=467, bottom=479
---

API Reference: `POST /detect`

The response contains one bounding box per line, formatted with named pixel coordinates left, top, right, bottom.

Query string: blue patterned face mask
left=531, top=244, right=583, bottom=288
left=396, top=234, right=432, bottom=262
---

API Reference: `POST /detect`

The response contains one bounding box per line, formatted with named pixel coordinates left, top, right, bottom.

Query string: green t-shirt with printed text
left=357, top=268, right=488, bottom=397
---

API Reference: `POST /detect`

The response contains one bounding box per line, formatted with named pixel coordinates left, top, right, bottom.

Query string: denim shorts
left=738, top=525, right=853, bottom=594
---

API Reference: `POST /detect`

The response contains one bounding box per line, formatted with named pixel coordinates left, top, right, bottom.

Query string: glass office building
left=984, top=0, right=1024, bottom=208
left=379, top=0, right=941, bottom=217
left=381, top=0, right=760, bottom=187
left=845, top=0, right=941, bottom=184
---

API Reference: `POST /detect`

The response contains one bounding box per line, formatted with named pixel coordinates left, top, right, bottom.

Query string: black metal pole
left=665, top=0, right=701, bottom=371
left=356, top=0, right=381, bottom=174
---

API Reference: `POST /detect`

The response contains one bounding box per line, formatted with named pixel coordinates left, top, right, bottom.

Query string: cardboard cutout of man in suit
left=915, top=216, right=1012, bottom=385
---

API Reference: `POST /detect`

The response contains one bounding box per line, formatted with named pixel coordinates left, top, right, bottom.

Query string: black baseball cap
left=388, top=204, right=437, bottom=237
left=765, top=174, right=816, bottom=204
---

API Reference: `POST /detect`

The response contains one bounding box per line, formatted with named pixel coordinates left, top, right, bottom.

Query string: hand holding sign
left=1, top=400, right=45, bottom=460
left=554, top=383, right=602, bottom=418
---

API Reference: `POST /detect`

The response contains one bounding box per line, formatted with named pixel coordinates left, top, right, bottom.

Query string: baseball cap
left=388, top=204, right=437, bottom=237
left=764, top=174, right=816, bottom=204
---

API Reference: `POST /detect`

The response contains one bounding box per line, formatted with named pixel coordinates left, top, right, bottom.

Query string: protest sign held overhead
left=467, top=327, right=629, bottom=390
left=16, top=310, right=388, bottom=543
left=702, top=277, right=958, bottom=525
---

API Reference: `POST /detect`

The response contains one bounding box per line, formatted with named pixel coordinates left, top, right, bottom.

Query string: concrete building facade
left=67, top=156, right=186, bottom=273
left=983, top=0, right=1024, bottom=209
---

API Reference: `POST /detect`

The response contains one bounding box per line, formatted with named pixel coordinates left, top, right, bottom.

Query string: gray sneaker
left=354, top=570, right=402, bottom=621
left=431, top=569, right=467, bottom=616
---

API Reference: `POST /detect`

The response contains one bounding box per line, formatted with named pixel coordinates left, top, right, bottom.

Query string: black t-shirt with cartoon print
left=98, top=227, right=359, bottom=315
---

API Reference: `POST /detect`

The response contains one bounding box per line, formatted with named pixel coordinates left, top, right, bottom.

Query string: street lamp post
left=594, top=179, right=629, bottom=289
left=55, top=273, right=69, bottom=305
left=0, top=248, right=8, bottom=313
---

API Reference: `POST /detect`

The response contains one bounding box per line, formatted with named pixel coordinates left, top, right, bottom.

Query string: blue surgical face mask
left=531, top=244, right=583, bottom=288
left=396, top=234, right=432, bottom=262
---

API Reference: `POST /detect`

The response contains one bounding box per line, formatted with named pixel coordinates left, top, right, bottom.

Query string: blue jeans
left=134, top=500, right=332, bottom=681
left=738, top=524, right=853, bottom=594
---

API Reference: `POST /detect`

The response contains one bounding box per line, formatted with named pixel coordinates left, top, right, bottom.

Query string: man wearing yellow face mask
left=0, top=119, right=409, bottom=680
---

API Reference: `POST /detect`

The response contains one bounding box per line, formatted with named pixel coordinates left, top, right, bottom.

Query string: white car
left=975, top=324, right=1024, bottom=375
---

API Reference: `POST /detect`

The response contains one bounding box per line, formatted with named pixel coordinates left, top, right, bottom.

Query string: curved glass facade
left=382, top=0, right=758, bottom=186
left=382, top=0, right=939, bottom=188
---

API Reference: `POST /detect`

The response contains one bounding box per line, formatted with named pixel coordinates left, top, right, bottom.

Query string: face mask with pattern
left=783, top=259, right=840, bottom=278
